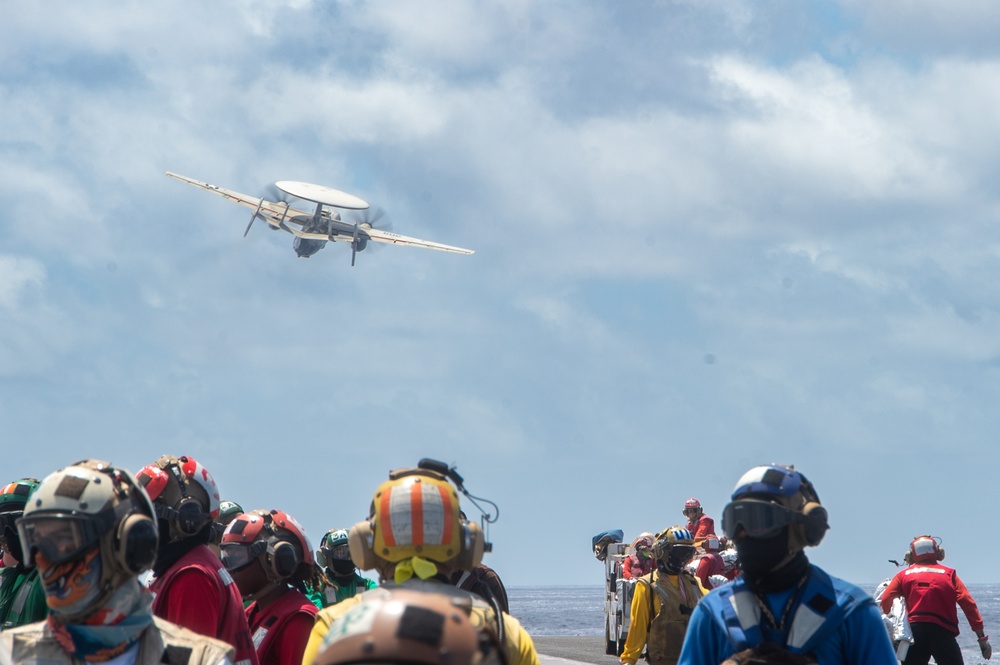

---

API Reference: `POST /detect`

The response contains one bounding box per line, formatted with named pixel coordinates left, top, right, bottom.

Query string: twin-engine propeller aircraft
left=165, top=172, right=474, bottom=265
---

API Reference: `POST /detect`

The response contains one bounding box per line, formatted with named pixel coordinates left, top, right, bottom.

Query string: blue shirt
left=678, top=566, right=897, bottom=665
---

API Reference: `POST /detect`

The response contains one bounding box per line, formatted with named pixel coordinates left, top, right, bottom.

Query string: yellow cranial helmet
left=370, top=473, right=464, bottom=564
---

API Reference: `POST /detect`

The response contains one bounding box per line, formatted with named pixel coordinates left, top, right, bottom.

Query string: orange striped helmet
left=370, top=474, right=463, bottom=564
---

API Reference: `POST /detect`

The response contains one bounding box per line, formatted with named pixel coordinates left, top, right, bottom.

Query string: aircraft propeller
left=347, top=206, right=391, bottom=266
left=245, top=183, right=293, bottom=237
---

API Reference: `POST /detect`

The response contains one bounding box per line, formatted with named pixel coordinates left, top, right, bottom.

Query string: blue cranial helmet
left=731, top=464, right=816, bottom=504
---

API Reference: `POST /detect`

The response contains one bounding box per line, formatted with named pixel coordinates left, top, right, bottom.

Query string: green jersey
left=0, top=565, right=47, bottom=628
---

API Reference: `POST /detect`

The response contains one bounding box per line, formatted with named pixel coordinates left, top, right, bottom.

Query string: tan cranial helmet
left=314, top=589, right=500, bottom=665
left=17, top=460, right=158, bottom=621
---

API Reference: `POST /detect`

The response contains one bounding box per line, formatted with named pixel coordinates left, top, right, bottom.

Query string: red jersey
left=694, top=552, right=725, bottom=589
left=246, top=587, right=318, bottom=665
left=879, top=563, right=984, bottom=636
left=150, top=544, right=259, bottom=665
left=687, top=514, right=715, bottom=541
left=622, top=553, right=655, bottom=580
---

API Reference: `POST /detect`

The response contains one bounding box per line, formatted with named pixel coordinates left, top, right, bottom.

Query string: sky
left=2, top=1, right=1000, bottom=590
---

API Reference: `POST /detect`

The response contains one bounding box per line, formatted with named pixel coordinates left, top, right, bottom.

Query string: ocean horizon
left=508, top=584, right=1000, bottom=663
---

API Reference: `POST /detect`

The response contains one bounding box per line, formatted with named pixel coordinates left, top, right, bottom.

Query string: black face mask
left=736, top=527, right=809, bottom=592
left=735, top=528, right=790, bottom=577
left=658, top=545, right=695, bottom=575
left=330, top=559, right=356, bottom=576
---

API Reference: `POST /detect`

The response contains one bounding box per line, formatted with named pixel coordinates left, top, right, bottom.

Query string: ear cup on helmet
left=268, top=539, right=299, bottom=579
left=651, top=537, right=668, bottom=562
left=937, top=545, right=945, bottom=562
left=316, top=547, right=330, bottom=569
left=798, top=502, right=828, bottom=547
left=452, top=521, right=484, bottom=571
left=116, top=513, right=158, bottom=574
left=348, top=521, right=378, bottom=571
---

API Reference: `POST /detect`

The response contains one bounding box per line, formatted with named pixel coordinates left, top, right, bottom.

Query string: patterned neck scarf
left=48, top=578, right=155, bottom=662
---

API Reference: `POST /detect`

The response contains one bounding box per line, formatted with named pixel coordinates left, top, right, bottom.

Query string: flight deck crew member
left=0, top=478, right=48, bottom=629
left=313, top=588, right=503, bottom=665
left=137, top=455, right=258, bottom=665
left=619, top=527, right=703, bottom=665
left=0, top=459, right=233, bottom=665
left=301, top=460, right=539, bottom=665
left=879, top=535, right=991, bottom=665
left=682, top=499, right=715, bottom=541
left=314, top=528, right=378, bottom=607
left=622, top=533, right=656, bottom=581
left=221, top=509, right=319, bottom=665
left=678, top=464, right=896, bottom=665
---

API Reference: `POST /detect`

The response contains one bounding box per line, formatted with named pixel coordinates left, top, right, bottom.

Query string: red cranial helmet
left=136, top=455, right=220, bottom=543
left=909, top=535, right=944, bottom=564
left=683, top=498, right=702, bottom=518
left=221, top=509, right=313, bottom=581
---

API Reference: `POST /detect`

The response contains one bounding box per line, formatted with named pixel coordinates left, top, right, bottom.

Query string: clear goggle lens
left=17, top=516, right=100, bottom=565
left=221, top=542, right=265, bottom=571
left=721, top=500, right=796, bottom=539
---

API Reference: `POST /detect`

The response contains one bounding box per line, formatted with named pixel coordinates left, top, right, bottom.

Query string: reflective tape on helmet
left=382, top=480, right=454, bottom=548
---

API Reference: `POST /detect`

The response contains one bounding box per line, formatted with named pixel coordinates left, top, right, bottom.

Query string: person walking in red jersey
left=221, top=509, right=319, bottom=665
left=879, top=535, right=991, bottom=665
left=137, top=455, right=258, bottom=665
left=682, top=499, right=715, bottom=541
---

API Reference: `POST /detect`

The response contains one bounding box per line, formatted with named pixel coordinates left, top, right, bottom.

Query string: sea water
left=509, top=584, right=1000, bottom=662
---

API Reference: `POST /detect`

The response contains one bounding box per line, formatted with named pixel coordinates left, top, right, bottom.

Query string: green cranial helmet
left=219, top=500, right=244, bottom=523
left=0, top=478, right=40, bottom=513
left=0, top=478, right=41, bottom=563
left=322, top=528, right=350, bottom=549
left=318, top=528, right=353, bottom=570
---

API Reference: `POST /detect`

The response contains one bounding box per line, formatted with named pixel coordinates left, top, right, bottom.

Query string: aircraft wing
left=363, top=227, right=475, bottom=255
left=165, top=171, right=313, bottom=228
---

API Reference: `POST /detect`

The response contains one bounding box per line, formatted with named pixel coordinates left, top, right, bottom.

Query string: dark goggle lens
left=669, top=544, right=696, bottom=563
left=722, top=501, right=794, bottom=539
left=326, top=544, right=351, bottom=560
left=17, top=517, right=96, bottom=565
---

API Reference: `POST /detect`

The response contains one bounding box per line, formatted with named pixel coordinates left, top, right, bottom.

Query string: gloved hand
left=979, top=634, right=992, bottom=660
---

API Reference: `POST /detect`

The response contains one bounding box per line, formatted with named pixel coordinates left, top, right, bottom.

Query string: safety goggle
left=220, top=541, right=267, bottom=571
left=323, top=543, right=352, bottom=560
left=17, top=515, right=108, bottom=566
left=668, top=544, right=697, bottom=563
left=721, top=500, right=797, bottom=540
